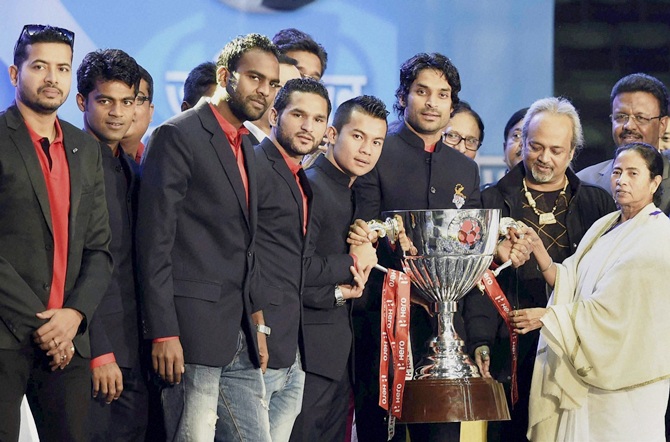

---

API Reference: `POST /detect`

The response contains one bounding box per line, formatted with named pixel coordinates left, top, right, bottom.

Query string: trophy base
left=399, top=378, right=510, bottom=423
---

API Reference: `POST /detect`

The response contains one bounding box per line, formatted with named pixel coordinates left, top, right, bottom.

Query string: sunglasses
left=15, top=24, right=75, bottom=51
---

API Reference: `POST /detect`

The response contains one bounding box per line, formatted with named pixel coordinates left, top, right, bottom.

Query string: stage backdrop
left=1, top=0, right=553, bottom=185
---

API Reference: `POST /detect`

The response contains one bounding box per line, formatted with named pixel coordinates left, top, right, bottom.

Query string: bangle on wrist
left=539, top=258, right=554, bottom=273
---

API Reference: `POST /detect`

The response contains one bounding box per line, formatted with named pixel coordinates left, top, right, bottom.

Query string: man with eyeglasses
left=0, top=25, right=113, bottom=442
left=122, top=65, right=154, bottom=163
left=502, top=108, right=529, bottom=172
left=137, top=34, right=280, bottom=441
left=463, top=97, right=615, bottom=442
left=578, top=73, right=670, bottom=214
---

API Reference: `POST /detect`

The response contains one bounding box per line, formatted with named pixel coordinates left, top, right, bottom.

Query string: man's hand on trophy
left=347, top=219, right=378, bottom=245
left=350, top=241, right=378, bottom=273
left=495, top=225, right=533, bottom=268
left=474, top=345, right=492, bottom=378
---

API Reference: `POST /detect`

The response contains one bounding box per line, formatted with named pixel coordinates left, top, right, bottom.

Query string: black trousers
left=89, top=364, right=149, bottom=442
left=290, top=370, right=351, bottom=442
left=0, top=345, right=90, bottom=442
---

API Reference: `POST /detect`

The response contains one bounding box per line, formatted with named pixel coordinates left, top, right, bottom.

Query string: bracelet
left=539, top=259, right=554, bottom=273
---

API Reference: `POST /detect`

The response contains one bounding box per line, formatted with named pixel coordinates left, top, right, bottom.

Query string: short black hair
left=138, top=65, right=154, bottom=102
left=504, top=107, right=529, bottom=140
left=394, top=53, right=461, bottom=119
left=217, top=33, right=279, bottom=73
left=452, top=100, right=485, bottom=144
left=611, top=73, right=669, bottom=117
left=278, top=53, right=298, bottom=67
left=273, top=77, right=331, bottom=117
left=272, top=28, right=328, bottom=76
left=614, top=142, right=664, bottom=205
left=14, top=24, right=75, bottom=68
left=183, top=61, right=217, bottom=108
left=77, top=49, right=140, bottom=99
left=332, top=95, right=388, bottom=132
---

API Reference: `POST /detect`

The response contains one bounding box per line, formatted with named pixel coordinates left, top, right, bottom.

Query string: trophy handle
left=366, top=217, right=400, bottom=241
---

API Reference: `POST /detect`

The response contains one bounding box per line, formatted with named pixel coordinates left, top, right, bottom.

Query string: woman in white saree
left=510, top=143, right=670, bottom=441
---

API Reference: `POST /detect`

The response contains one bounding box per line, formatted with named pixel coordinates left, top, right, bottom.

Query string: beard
left=530, top=162, right=554, bottom=183
left=226, top=78, right=268, bottom=122
left=18, top=86, right=65, bottom=115
left=275, top=117, right=319, bottom=157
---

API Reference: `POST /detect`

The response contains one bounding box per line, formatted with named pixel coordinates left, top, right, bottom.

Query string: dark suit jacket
left=0, top=105, right=113, bottom=357
left=302, top=155, right=357, bottom=382
left=89, top=143, right=141, bottom=368
left=137, top=101, right=261, bottom=368
left=577, top=150, right=670, bottom=215
left=254, top=138, right=312, bottom=369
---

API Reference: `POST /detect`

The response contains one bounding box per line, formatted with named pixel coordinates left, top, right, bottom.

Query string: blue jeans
left=162, top=330, right=271, bottom=442
left=263, top=350, right=305, bottom=442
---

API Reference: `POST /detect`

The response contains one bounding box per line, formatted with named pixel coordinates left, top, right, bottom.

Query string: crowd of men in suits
left=1, top=22, right=669, bottom=442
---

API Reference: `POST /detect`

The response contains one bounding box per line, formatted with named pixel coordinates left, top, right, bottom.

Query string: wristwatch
left=255, top=323, right=271, bottom=336
left=334, top=285, right=346, bottom=307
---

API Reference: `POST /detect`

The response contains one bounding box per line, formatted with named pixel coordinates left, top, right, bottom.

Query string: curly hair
left=217, top=33, right=280, bottom=73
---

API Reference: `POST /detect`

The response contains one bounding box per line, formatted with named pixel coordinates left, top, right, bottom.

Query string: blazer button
left=430, top=186, right=436, bottom=194
left=247, top=251, right=252, bottom=257
left=43, top=283, right=51, bottom=291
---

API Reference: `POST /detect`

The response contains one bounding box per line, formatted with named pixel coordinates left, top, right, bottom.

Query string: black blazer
left=302, top=155, right=357, bottom=382
left=254, top=138, right=311, bottom=369
left=0, top=105, right=113, bottom=357
left=137, top=101, right=261, bottom=368
left=89, top=144, right=141, bottom=368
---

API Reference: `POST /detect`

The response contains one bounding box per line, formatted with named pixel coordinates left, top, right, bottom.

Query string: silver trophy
left=372, top=209, right=510, bottom=422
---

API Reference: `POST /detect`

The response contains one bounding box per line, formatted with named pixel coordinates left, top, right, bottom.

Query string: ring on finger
left=70, top=346, right=75, bottom=353
left=60, top=354, right=67, bottom=361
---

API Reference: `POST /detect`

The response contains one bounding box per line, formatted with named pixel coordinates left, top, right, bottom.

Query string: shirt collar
left=25, top=118, right=64, bottom=146
left=243, top=120, right=268, bottom=143
left=276, top=144, right=303, bottom=176
left=313, top=154, right=351, bottom=188
left=209, top=103, right=249, bottom=143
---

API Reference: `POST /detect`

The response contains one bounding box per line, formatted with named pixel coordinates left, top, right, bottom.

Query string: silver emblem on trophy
left=370, top=209, right=511, bottom=423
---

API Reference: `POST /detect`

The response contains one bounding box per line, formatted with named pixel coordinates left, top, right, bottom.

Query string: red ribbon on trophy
left=480, top=269, right=519, bottom=406
left=379, top=268, right=411, bottom=428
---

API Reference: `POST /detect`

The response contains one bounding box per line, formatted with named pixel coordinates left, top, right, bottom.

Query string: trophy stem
left=414, top=301, right=480, bottom=379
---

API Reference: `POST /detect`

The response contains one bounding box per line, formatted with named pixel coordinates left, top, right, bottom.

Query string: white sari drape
left=528, top=204, right=670, bottom=441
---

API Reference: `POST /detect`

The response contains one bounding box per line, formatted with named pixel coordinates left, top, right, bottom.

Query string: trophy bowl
left=380, top=209, right=510, bottom=423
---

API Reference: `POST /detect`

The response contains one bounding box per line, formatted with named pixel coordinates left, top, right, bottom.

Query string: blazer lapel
left=62, top=122, right=82, bottom=240
left=198, top=103, right=250, bottom=226
left=243, top=135, right=257, bottom=234
left=263, top=140, right=308, bottom=237
left=7, top=107, right=53, bottom=235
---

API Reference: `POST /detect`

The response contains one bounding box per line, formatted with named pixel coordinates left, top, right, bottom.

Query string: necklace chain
left=522, top=176, right=568, bottom=225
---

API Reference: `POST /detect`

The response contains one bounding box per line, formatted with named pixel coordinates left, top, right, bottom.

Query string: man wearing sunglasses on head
left=0, top=24, right=113, bottom=442
left=578, top=73, right=670, bottom=215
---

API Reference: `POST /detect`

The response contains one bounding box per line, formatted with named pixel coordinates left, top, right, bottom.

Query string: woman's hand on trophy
left=347, top=219, right=378, bottom=245
left=510, top=308, right=546, bottom=334
left=474, top=345, right=492, bottom=378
